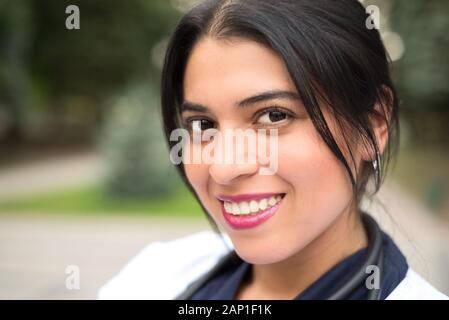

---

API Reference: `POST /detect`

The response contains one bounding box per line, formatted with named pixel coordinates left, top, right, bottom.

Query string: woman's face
left=181, top=37, right=361, bottom=264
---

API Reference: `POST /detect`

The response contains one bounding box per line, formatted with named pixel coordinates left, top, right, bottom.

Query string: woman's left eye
left=256, top=108, right=292, bottom=125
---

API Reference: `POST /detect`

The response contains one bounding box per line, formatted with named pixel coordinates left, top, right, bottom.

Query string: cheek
left=279, top=132, right=352, bottom=199
left=275, top=124, right=354, bottom=235
left=184, top=162, right=209, bottom=200
left=183, top=139, right=209, bottom=198
left=184, top=161, right=222, bottom=222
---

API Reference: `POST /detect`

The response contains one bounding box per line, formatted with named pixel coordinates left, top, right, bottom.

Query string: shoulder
left=97, top=230, right=233, bottom=299
left=386, top=268, right=448, bottom=300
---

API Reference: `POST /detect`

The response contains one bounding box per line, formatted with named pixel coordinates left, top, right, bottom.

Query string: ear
left=360, top=87, right=393, bottom=162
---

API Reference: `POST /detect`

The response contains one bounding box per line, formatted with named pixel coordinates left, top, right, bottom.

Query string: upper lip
left=216, top=192, right=285, bottom=203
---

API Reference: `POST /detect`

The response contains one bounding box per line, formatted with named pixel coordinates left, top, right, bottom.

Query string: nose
left=208, top=128, right=261, bottom=184
left=209, top=162, right=260, bottom=185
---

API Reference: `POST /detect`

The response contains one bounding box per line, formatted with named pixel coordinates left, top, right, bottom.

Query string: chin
left=231, top=239, right=298, bottom=265
left=236, top=250, right=290, bottom=265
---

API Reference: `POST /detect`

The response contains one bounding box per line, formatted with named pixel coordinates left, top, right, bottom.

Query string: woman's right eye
left=188, top=119, right=215, bottom=132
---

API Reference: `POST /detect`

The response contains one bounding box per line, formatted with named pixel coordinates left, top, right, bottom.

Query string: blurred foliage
left=390, top=0, right=449, bottom=146
left=0, top=0, right=180, bottom=142
left=99, top=85, right=181, bottom=198
left=0, top=0, right=183, bottom=199
left=391, top=0, right=449, bottom=100
left=0, top=0, right=33, bottom=141
left=31, top=0, right=175, bottom=103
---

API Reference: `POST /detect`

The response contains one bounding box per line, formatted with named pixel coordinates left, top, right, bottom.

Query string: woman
left=98, top=0, right=448, bottom=299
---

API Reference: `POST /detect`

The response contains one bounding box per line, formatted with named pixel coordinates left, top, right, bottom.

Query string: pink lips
left=218, top=193, right=285, bottom=230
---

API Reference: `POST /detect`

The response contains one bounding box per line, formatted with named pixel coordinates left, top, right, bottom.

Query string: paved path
left=0, top=213, right=209, bottom=299
left=0, top=152, right=102, bottom=201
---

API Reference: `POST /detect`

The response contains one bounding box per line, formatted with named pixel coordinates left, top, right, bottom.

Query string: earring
left=372, top=150, right=381, bottom=191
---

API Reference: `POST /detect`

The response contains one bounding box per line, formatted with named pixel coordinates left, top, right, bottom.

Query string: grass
left=0, top=184, right=204, bottom=218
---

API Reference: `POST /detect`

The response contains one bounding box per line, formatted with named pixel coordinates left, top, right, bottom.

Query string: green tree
left=0, top=0, right=32, bottom=141
left=391, top=0, right=449, bottom=145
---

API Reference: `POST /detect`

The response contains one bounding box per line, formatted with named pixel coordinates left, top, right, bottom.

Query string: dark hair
left=160, top=0, right=400, bottom=232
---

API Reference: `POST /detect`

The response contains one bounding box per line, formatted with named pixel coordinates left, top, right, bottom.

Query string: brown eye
left=257, top=109, right=290, bottom=125
left=190, top=119, right=215, bottom=132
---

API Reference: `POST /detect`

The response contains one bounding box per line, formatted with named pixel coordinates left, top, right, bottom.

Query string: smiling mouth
left=217, top=193, right=286, bottom=216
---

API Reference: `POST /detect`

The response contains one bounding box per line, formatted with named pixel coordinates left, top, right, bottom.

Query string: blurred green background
left=0, top=0, right=200, bottom=217
left=0, top=0, right=448, bottom=300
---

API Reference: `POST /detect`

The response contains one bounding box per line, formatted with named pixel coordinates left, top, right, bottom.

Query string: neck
left=237, top=204, right=368, bottom=300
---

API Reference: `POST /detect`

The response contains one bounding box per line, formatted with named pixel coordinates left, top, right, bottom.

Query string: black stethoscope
left=176, top=212, right=384, bottom=300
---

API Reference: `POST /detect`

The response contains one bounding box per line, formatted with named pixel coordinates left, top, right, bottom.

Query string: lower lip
left=221, top=198, right=283, bottom=230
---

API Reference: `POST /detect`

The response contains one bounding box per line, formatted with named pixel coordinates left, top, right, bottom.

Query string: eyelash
left=253, top=106, right=295, bottom=126
left=181, top=106, right=296, bottom=132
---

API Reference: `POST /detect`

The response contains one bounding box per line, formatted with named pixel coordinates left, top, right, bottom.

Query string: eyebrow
left=180, top=90, right=301, bottom=113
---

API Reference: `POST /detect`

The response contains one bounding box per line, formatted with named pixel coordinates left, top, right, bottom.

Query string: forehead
left=183, top=37, right=296, bottom=105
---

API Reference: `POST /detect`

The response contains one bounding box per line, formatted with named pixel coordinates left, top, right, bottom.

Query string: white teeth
left=259, top=198, right=268, bottom=210
left=224, top=194, right=284, bottom=215
left=249, top=200, right=259, bottom=213
left=239, top=201, right=250, bottom=214
left=224, top=201, right=231, bottom=212
left=232, top=202, right=240, bottom=215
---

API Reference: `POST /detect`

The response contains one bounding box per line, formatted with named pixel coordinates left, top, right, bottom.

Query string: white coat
left=97, top=230, right=448, bottom=300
